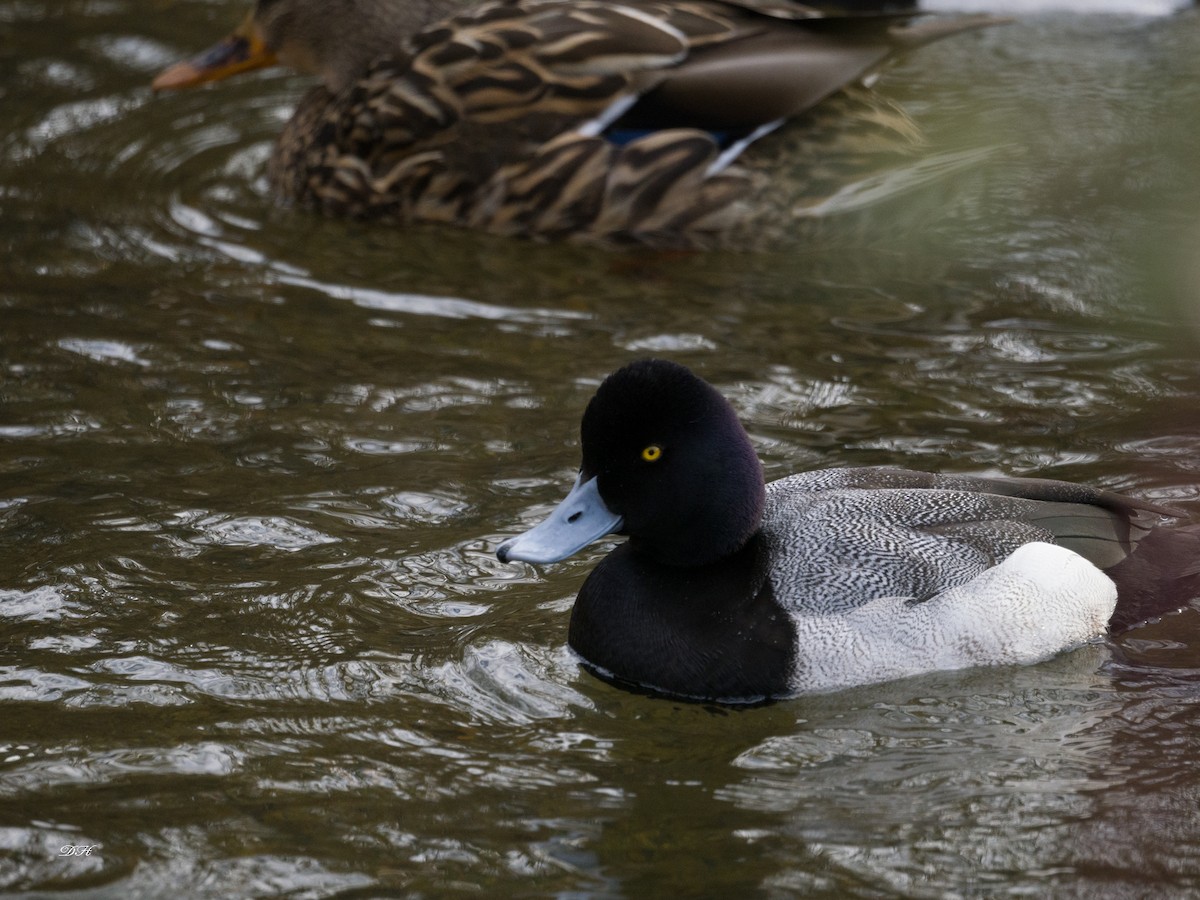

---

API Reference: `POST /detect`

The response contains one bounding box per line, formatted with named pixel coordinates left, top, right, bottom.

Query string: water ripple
left=4, top=7, right=1200, bottom=897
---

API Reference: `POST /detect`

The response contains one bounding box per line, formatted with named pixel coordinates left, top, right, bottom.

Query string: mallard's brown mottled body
left=155, top=0, right=1001, bottom=247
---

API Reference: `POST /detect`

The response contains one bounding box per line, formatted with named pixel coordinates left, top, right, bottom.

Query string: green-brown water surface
left=4, top=3, right=1200, bottom=896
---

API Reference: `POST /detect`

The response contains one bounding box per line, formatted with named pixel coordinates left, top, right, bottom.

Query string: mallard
left=153, top=0, right=1002, bottom=248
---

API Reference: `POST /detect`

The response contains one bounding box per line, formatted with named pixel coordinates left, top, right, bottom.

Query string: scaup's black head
left=498, top=359, right=765, bottom=568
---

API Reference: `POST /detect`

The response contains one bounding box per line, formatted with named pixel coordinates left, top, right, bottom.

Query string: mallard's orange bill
left=152, top=14, right=277, bottom=91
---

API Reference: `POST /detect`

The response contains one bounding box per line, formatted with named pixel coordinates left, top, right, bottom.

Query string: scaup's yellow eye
left=641, top=444, right=663, bottom=462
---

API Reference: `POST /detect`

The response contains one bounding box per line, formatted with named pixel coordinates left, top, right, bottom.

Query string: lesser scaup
left=497, top=359, right=1199, bottom=702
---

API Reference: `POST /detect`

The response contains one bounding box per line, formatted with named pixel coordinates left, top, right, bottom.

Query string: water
left=3, top=2, right=1200, bottom=896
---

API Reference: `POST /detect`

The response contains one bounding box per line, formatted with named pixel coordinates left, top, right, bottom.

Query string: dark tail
left=797, top=11, right=1011, bottom=49
left=1106, top=522, right=1200, bottom=634
left=887, top=14, right=1013, bottom=53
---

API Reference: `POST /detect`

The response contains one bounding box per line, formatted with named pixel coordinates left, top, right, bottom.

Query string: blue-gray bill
left=497, top=475, right=623, bottom=564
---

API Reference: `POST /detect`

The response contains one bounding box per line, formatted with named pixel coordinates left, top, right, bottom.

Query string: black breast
left=566, top=534, right=797, bottom=702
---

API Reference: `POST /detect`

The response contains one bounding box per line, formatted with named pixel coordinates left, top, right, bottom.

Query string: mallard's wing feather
left=418, top=2, right=978, bottom=130
left=462, top=129, right=745, bottom=240
left=621, top=12, right=956, bottom=130
left=412, top=0, right=700, bottom=123
left=270, top=0, right=1001, bottom=243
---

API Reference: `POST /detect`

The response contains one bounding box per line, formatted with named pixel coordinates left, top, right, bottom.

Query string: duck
left=496, top=359, right=1200, bottom=702
left=151, top=0, right=1003, bottom=248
